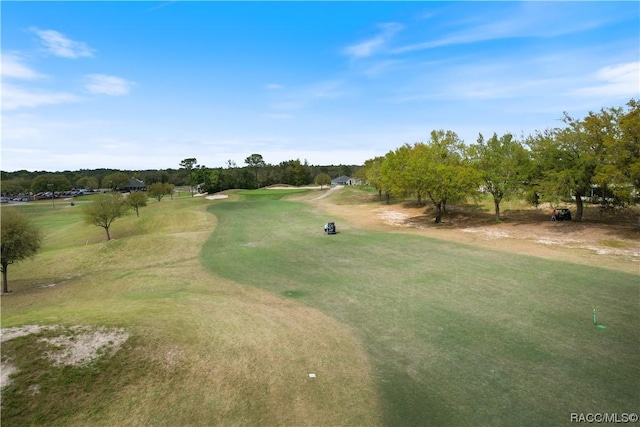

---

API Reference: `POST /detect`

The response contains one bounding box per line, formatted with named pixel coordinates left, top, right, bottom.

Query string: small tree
left=314, top=173, right=331, bottom=189
left=127, top=191, right=148, bottom=217
left=180, top=158, right=198, bottom=196
left=83, top=192, right=128, bottom=240
left=245, top=153, right=266, bottom=188
left=101, top=172, right=129, bottom=191
left=165, top=183, right=175, bottom=199
left=1, top=209, right=43, bottom=293
left=148, top=182, right=173, bottom=201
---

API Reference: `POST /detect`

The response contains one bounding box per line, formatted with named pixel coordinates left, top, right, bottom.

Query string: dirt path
left=311, top=185, right=344, bottom=200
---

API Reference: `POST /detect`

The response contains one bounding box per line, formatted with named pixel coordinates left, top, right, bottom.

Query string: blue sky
left=1, top=1, right=638, bottom=172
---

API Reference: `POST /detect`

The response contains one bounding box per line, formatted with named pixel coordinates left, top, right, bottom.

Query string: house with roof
left=120, top=177, right=147, bottom=192
left=331, top=175, right=361, bottom=185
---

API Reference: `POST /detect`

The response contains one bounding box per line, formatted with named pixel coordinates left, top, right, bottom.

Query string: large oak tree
left=1, top=209, right=42, bottom=293
left=380, top=130, right=480, bottom=223
left=470, top=133, right=530, bottom=220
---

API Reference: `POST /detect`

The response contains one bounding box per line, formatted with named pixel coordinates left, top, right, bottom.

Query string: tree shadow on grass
left=400, top=202, right=640, bottom=241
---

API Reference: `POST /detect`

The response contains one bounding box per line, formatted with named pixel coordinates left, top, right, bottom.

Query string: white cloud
left=1, top=53, right=45, bottom=79
left=84, top=74, right=136, bottom=96
left=30, top=28, right=94, bottom=58
left=571, top=62, right=640, bottom=97
left=265, top=83, right=283, bottom=90
left=1, top=83, right=81, bottom=110
left=343, top=22, right=404, bottom=59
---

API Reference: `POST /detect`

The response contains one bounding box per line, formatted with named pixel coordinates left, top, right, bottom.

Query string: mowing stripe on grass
left=202, top=190, right=640, bottom=426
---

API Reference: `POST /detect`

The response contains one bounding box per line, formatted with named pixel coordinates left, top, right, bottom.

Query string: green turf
left=2, top=192, right=638, bottom=426
left=201, top=190, right=640, bottom=426
left=2, top=196, right=382, bottom=426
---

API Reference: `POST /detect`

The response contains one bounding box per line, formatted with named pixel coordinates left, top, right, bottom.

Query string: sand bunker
left=205, top=194, right=229, bottom=200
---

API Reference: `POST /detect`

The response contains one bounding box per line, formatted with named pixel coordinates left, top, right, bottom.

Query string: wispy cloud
left=148, top=1, right=178, bottom=12
left=343, top=22, right=404, bottom=59
left=265, top=83, right=283, bottom=90
left=30, top=27, right=94, bottom=58
left=571, top=62, right=640, bottom=97
left=84, top=74, right=136, bottom=96
left=1, top=83, right=81, bottom=110
left=270, top=80, right=346, bottom=111
left=391, top=4, right=616, bottom=55
left=1, top=53, right=45, bottom=79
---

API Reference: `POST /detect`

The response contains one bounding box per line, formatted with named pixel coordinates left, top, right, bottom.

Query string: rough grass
left=202, top=189, right=640, bottom=426
left=1, top=196, right=380, bottom=426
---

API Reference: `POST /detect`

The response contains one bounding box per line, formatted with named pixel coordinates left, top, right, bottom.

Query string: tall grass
left=202, top=189, right=640, bottom=426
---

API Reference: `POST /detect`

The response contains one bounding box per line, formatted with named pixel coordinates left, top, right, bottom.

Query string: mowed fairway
left=1, top=196, right=381, bottom=426
left=202, top=189, right=640, bottom=426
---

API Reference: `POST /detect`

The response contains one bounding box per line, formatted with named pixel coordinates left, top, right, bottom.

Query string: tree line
left=0, top=158, right=359, bottom=196
left=356, top=99, right=639, bottom=223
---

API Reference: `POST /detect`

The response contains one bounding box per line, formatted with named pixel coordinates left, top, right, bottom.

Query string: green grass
left=2, top=196, right=380, bottom=426
left=202, top=189, right=640, bottom=426
left=2, top=190, right=638, bottom=426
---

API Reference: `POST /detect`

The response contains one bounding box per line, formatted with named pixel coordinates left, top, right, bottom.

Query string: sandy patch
left=205, top=193, right=229, bottom=200
left=39, top=325, right=129, bottom=367
left=1, top=324, right=52, bottom=342
left=1, top=325, right=129, bottom=392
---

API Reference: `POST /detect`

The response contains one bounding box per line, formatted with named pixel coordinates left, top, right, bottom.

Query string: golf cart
left=324, top=221, right=336, bottom=235
left=555, top=208, right=572, bottom=221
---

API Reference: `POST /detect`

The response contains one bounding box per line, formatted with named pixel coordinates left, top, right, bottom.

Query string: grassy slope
left=1, top=196, right=381, bottom=426
left=202, top=189, right=640, bottom=426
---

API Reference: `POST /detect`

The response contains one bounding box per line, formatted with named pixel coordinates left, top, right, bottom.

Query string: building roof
left=331, top=175, right=351, bottom=184
left=127, top=177, right=146, bottom=188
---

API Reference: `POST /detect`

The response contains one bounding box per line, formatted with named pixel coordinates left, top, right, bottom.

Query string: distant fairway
left=202, top=189, right=640, bottom=426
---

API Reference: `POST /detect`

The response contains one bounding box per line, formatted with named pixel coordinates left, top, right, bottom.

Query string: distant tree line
left=0, top=159, right=360, bottom=196
left=356, top=99, right=639, bottom=222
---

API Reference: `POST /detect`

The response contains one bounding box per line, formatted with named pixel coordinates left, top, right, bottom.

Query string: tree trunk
left=434, top=201, right=442, bottom=223
left=386, top=192, right=390, bottom=204
left=378, top=189, right=382, bottom=202
left=494, top=197, right=501, bottom=221
left=2, top=262, right=9, bottom=294
left=105, top=227, right=111, bottom=241
left=574, top=191, right=584, bottom=221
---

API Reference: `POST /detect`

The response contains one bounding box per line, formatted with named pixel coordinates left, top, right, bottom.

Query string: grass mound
left=1, top=196, right=380, bottom=426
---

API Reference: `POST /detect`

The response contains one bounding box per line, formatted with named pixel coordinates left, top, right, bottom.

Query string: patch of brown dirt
left=1, top=325, right=129, bottom=393
left=314, top=197, right=640, bottom=275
